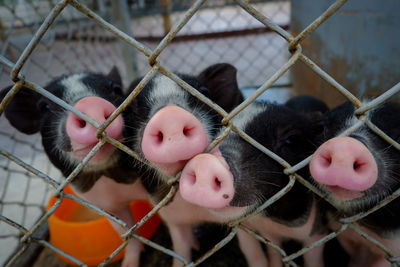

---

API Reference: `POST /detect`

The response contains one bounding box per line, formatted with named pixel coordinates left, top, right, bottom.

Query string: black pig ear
left=197, top=63, right=244, bottom=112
left=0, top=86, right=42, bottom=134
left=106, top=66, right=122, bottom=86
left=305, top=111, right=325, bottom=136
left=106, top=66, right=123, bottom=95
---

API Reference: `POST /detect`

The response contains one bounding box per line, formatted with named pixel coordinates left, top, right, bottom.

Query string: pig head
left=0, top=67, right=140, bottom=192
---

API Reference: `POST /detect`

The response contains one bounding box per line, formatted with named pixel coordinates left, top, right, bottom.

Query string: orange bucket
left=47, top=185, right=161, bottom=266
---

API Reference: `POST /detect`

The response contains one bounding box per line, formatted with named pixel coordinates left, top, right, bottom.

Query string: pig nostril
left=353, top=161, right=362, bottom=171
left=213, top=177, right=222, bottom=191
left=321, top=155, right=332, bottom=167
left=78, top=118, right=86, bottom=128
left=223, top=194, right=229, bottom=199
left=156, top=131, right=163, bottom=144
left=187, top=172, right=196, bottom=186
left=182, top=126, right=193, bottom=137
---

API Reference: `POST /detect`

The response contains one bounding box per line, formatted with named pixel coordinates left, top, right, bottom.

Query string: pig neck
left=70, top=156, right=140, bottom=193
left=140, top=175, right=172, bottom=203
left=332, top=198, right=400, bottom=238
left=262, top=183, right=315, bottom=228
left=248, top=197, right=325, bottom=243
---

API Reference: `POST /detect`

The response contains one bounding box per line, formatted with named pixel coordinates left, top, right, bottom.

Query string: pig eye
left=108, top=81, right=123, bottom=95
left=282, top=135, right=301, bottom=148
left=38, top=102, right=50, bottom=113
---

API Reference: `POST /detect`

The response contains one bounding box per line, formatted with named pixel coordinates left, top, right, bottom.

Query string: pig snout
left=66, top=96, right=123, bottom=160
left=141, top=106, right=209, bottom=175
left=179, top=153, right=234, bottom=209
left=309, top=136, right=378, bottom=197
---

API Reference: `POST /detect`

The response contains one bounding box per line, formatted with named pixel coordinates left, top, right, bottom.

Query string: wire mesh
left=0, top=0, right=399, bottom=266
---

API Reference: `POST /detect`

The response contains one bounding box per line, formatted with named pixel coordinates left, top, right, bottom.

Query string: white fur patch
left=233, top=102, right=266, bottom=130
left=60, top=73, right=94, bottom=104
left=148, top=75, right=186, bottom=105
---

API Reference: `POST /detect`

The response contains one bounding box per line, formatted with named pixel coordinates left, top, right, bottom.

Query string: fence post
left=161, top=0, right=172, bottom=35
left=111, top=0, right=138, bottom=85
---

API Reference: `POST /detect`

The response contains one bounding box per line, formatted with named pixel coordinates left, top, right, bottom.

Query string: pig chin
left=208, top=205, right=250, bottom=222
left=68, top=138, right=122, bottom=167
left=326, top=185, right=364, bottom=201
left=320, top=185, right=371, bottom=213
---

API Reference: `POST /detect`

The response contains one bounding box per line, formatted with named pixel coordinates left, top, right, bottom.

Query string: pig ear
left=305, top=111, right=325, bottom=135
left=0, top=86, right=42, bottom=134
left=106, top=66, right=122, bottom=86
left=197, top=63, right=244, bottom=112
left=106, top=66, right=124, bottom=96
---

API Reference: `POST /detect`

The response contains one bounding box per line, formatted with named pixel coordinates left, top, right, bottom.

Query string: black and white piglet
left=178, top=97, right=329, bottom=266
left=0, top=68, right=149, bottom=267
left=309, top=101, right=400, bottom=267
left=129, top=63, right=245, bottom=267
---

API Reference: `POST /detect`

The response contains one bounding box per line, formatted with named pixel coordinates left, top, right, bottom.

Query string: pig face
left=180, top=101, right=324, bottom=223
left=130, top=63, right=244, bottom=192
left=1, top=68, right=139, bottom=192
left=309, top=102, right=400, bottom=219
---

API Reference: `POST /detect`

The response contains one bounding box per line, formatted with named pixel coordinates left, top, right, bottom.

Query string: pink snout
left=309, top=136, right=378, bottom=194
left=141, top=105, right=209, bottom=175
left=66, top=97, right=123, bottom=160
left=179, top=153, right=234, bottom=209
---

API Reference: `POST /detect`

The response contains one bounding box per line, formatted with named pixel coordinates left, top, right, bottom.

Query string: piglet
left=178, top=98, right=328, bottom=267
left=130, top=63, right=245, bottom=266
left=309, top=101, right=400, bottom=267
left=0, top=68, right=149, bottom=267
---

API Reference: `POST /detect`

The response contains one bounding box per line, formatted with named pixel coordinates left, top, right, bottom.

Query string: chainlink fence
left=0, top=0, right=400, bottom=266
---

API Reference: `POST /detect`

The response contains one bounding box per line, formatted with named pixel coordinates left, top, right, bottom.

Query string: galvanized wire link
left=235, top=0, right=292, bottom=42
left=0, top=80, right=22, bottom=115
left=22, top=80, right=101, bottom=128
left=0, top=55, right=14, bottom=69
left=36, top=239, right=87, bottom=267
left=190, top=226, right=239, bottom=267
left=298, top=54, right=362, bottom=107
left=148, top=0, right=207, bottom=65
left=11, top=0, right=69, bottom=82
left=5, top=244, right=30, bottom=267
left=283, top=223, right=349, bottom=264
left=238, top=224, right=289, bottom=259
left=1, top=0, right=400, bottom=265
left=64, top=193, right=128, bottom=228
left=20, top=195, right=63, bottom=243
left=222, top=46, right=301, bottom=124
left=288, top=0, right=348, bottom=51
left=2, top=1, right=76, bottom=80
left=158, top=66, right=229, bottom=117
left=0, top=148, right=59, bottom=189
left=69, top=0, right=153, bottom=57
left=364, top=119, right=400, bottom=151
left=355, top=81, right=400, bottom=115
left=97, top=65, right=160, bottom=136
left=121, top=185, right=178, bottom=240
left=55, top=139, right=106, bottom=197
left=340, top=184, right=400, bottom=224
left=346, top=224, right=396, bottom=259
left=229, top=175, right=296, bottom=226
left=0, top=214, right=28, bottom=234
